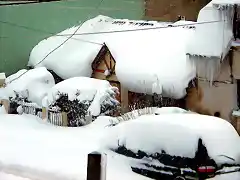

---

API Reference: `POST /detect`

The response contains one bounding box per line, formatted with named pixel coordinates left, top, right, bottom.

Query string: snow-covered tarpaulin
left=29, top=15, right=196, bottom=99
left=186, top=1, right=233, bottom=59
left=1, top=67, right=55, bottom=106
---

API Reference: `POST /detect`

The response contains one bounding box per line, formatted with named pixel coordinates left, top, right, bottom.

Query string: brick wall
left=144, top=0, right=210, bottom=21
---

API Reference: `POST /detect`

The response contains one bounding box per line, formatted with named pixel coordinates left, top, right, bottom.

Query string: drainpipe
left=229, top=48, right=234, bottom=84
left=233, top=4, right=238, bottom=40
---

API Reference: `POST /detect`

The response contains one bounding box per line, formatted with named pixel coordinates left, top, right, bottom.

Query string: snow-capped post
left=87, top=151, right=107, bottom=180
left=61, top=112, right=68, bottom=126
left=42, top=107, right=47, bottom=120
left=0, top=99, right=9, bottom=113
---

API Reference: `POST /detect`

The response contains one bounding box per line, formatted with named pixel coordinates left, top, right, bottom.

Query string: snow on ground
left=0, top=114, right=150, bottom=180
left=29, top=15, right=196, bottom=99
left=0, top=111, right=240, bottom=180
left=0, top=172, right=32, bottom=180
left=2, top=67, right=55, bottom=106
left=42, top=77, right=119, bottom=116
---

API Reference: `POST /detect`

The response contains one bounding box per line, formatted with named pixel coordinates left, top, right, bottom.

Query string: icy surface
left=102, top=114, right=240, bottom=165
left=3, top=67, right=55, bottom=106
left=42, top=77, right=119, bottom=116
left=29, top=15, right=196, bottom=99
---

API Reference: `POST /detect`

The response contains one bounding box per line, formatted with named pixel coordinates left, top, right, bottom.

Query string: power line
left=61, top=20, right=225, bottom=36
left=0, top=20, right=103, bottom=45
left=6, top=0, right=104, bottom=84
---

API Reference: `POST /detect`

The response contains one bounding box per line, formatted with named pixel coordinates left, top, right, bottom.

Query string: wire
left=60, top=20, right=225, bottom=36
left=0, top=20, right=103, bottom=45
left=6, top=0, right=104, bottom=84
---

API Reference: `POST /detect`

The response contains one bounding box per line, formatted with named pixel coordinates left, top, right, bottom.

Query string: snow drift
left=29, top=15, right=196, bottom=99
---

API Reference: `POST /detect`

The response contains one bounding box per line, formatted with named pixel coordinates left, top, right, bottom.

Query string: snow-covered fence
left=18, top=102, right=42, bottom=118
left=47, top=109, right=68, bottom=126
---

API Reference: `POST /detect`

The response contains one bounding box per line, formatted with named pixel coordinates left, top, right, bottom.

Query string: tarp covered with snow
left=29, top=15, right=196, bottom=99
left=186, top=1, right=233, bottom=58
left=2, top=67, right=55, bottom=106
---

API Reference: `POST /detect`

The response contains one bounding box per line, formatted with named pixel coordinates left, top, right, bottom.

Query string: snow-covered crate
left=47, top=109, right=68, bottom=126
left=0, top=72, right=6, bottom=87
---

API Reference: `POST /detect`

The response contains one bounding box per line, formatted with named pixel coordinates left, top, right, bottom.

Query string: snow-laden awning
left=29, top=15, right=196, bottom=99
left=186, top=2, right=233, bottom=59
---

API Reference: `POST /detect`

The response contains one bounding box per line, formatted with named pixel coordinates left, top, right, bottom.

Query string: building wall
left=0, top=0, right=144, bottom=76
left=199, top=57, right=238, bottom=121
left=145, top=0, right=210, bottom=21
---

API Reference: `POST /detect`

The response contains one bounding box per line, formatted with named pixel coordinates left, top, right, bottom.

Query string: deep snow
left=0, top=111, right=240, bottom=180
left=28, top=15, right=196, bottom=99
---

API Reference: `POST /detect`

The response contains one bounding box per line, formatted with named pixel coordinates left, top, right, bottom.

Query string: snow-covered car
left=103, top=113, right=240, bottom=180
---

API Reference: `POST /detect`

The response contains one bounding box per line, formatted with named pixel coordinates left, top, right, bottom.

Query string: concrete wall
left=145, top=0, right=210, bottom=21
left=199, top=58, right=238, bottom=121
left=0, top=0, right=144, bottom=76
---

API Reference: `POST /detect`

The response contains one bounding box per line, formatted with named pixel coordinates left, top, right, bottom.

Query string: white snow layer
left=0, top=113, right=239, bottom=180
left=212, top=0, right=240, bottom=6
left=3, top=67, right=55, bottom=106
left=102, top=114, right=240, bottom=166
left=42, top=77, right=119, bottom=116
left=187, top=1, right=233, bottom=58
left=29, top=15, right=196, bottom=99
left=0, top=114, right=150, bottom=180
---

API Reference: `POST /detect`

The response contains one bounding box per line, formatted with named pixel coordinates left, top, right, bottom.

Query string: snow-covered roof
left=186, top=1, right=233, bottom=59
left=28, top=15, right=196, bottom=99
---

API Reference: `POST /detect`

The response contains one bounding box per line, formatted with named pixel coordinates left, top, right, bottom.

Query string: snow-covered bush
left=43, top=77, right=119, bottom=127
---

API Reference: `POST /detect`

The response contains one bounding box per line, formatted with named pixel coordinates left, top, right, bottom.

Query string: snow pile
left=0, top=114, right=149, bottom=180
left=3, top=67, right=55, bottom=106
left=29, top=15, right=196, bottom=99
left=102, top=114, right=240, bottom=166
left=0, top=112, right=240, bottom=180
left=42, top=77, right=119, bottom=117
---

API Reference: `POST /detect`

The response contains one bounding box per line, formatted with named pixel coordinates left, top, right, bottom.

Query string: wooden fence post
left=1, top=99, right=9, bottom=113
left=42, top=107, right=47, bottom=120
left=87, top=152, right=107, bottom=180
left=62, top=112, right=68, bottom=126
